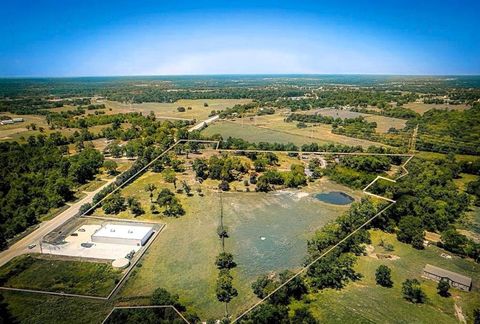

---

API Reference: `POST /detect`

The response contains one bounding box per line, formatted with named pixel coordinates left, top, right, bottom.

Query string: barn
left=91, top=224, right=154, bottom=246
left=422, top=264, right=472, bottom=291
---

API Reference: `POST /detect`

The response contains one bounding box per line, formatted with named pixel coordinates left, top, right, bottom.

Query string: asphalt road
left=0, top=177, right=117, bottom=267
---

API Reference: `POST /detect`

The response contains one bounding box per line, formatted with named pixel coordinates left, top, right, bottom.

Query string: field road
left=0, top=177, right=117, bottom=267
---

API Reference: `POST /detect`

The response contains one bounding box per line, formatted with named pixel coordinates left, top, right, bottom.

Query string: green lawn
left=0, top=255, right=122, bottom=297
left=117, top=188, right=223, bottom=319
left=291, top=230, right=480, bottom=323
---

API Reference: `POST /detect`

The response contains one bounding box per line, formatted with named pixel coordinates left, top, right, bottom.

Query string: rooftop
left=92, top=224, right=153, bottom=240
left=423, top=264, right=472, bottom=287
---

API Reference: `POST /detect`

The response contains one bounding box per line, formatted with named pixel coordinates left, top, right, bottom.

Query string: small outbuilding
left=91, top=224, right=154, bottom=246
left=422, top=264, right=472, bottom=291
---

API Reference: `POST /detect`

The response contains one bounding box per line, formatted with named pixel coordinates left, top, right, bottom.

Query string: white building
left=91, top=224, right=154, bottom=246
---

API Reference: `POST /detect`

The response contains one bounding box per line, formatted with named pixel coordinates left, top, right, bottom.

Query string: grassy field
left=290, top=230, right=480, bottom=323
left=93, top=150, right=362, bottom=319
left=223, top=180, right=361, bottom=318
left=118, top=188, right=223, bottom=318
left=309, top=108, right=407, bottom=133
left=100, top=99, right=252, bottom=121
left=203, top=118, right=387, bottom=148
left=404, top=102, right=470, bottom=115
left=416, top=151, right=480, bottom=163
left=0, top=255, right=122, bottom=297
left=2, top=290, right=111, bottom=324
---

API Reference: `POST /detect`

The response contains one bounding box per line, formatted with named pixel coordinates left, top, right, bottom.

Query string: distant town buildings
left=422, top=264, right=472, bottom=291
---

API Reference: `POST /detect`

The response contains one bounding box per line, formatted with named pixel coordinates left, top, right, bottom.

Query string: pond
left=315, top=191, right=354, bottom=205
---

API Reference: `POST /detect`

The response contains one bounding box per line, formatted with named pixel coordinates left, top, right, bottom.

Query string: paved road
left=188, top=115, right=219, bottom=132
left=0, top=177, right=117, bottom=267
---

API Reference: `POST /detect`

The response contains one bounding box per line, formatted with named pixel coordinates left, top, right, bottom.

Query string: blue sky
left=1, top=0, right=479, bottom=76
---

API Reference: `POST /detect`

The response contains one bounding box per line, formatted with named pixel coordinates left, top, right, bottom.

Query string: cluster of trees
left=101, top=193, right=144, bottom=216
left=105, top=287, right=200, bottom=323
left=0, top=141, right=104, bottom=247
left=406, top=104, right=480, bottom=155
left=351, top=106, right=419, bottom=119
left=324, top=164, right=376, bottom=189
left=274, top=89, right=417, bottom=112
left=439, top=229, right=480, bottom=262
left=373, top=158, right=471, bottom=249
left=155, top=188, right=185, bottom=217
left=239, top=271, right=313, bottom=323
left=0, top=97, right=92, bottom=115
left=340, top=155, right=393, bottom=173
left=256, top=165, right=307, bottom=192
left=192, top=155, right=250, bottom=183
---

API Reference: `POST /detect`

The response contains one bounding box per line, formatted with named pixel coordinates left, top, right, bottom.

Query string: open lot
left=100, top=99, right=252, bottom=121
left=291, top=230, right=480, bottom=323
left=0, top=254, right=122, bottom=297
left=203, top=115, right=388, bottom=148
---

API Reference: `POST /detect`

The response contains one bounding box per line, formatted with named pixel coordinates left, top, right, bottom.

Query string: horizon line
left=1, top=73, right=480, bottom=79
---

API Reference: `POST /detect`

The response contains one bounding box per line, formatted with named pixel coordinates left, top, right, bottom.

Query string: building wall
left=91, top=228, right=154, bottom=246
left=91, top=236, right=142, bottom=246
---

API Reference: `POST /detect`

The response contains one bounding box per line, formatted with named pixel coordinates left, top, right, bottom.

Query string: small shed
left=422, top=264, right=472, bottom=291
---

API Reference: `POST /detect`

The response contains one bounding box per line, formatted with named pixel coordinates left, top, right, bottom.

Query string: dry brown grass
left=404, top=102, right=470, bottom=115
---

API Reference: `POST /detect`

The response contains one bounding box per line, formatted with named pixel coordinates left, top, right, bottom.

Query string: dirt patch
left=376, top=253, right=400, bottom=260
left=454, top=298, right=466, bottom=324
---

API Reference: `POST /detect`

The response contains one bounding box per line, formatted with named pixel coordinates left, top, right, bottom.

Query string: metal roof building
left=422, top=264, right=472, bottom=291
left=91, top=224, right=154, bottom=246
